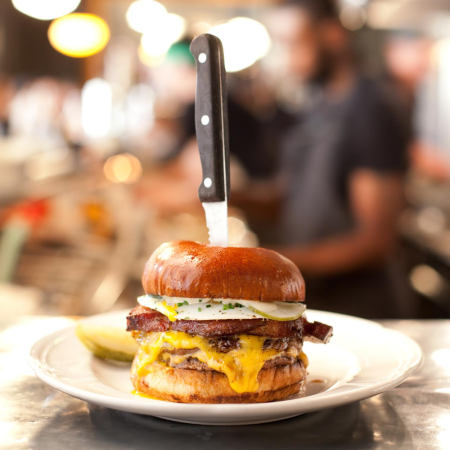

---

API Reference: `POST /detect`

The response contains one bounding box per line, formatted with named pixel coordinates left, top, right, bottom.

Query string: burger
left=126, top=240, right=333, bottom=403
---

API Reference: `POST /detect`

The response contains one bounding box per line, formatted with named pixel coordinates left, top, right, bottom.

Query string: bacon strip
left=126, top=306, right=169, bottom=333
left=302, top=319, right=333, bottom=344
left=126, top=305, right=332, bottom=343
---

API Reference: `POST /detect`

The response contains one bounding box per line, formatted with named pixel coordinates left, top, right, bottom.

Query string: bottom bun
left=131, top=357, right=307, bottom=404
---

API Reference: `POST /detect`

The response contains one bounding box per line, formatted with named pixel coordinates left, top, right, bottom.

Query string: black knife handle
left=190, top=34, right=230, bottom=203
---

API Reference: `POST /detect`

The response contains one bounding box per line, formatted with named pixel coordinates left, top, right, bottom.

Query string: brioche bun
left=142, top=240, right=305, bottom=302
left=131, top=357, right=307, bottom=404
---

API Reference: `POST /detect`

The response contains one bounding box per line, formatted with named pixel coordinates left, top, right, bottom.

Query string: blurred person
left=263, top=0, right=411, bottom=318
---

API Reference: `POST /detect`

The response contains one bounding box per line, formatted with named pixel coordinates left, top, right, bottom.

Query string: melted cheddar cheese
left=131, top=389, right=161, bottom=400
left=135, top=331, right=287, bottom=393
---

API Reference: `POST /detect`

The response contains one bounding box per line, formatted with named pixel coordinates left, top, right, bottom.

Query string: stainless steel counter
left=1, top=317, right=450, bottom=449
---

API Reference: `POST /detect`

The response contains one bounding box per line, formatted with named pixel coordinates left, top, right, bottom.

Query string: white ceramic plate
left=28, top=309, right=422, bottom=426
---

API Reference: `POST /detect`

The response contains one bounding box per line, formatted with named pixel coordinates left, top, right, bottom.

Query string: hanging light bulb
left=48, top=13, right=110, bottom=58
left=12, top=0, right=81, bottom=21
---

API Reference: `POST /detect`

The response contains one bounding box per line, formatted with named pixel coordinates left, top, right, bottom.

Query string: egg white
left=137, top=295, right=306, bottom=321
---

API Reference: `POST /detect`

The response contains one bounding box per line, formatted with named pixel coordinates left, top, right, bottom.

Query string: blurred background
left=1, top=0, right=450, bottom=320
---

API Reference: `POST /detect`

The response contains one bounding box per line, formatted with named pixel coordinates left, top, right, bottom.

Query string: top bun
left=142, top=241, right=305, bottom=302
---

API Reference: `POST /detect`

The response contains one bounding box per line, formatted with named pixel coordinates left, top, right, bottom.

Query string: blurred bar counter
left=400, top=174, right=450, bottom=317
left=1, top=315, right=449, bottom=449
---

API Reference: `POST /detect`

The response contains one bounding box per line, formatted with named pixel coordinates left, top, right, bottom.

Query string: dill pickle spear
left=76, top=324, right=138, bottom=362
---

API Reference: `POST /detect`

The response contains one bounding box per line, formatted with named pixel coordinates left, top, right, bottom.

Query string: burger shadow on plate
left=79, top=397, right=409, bottom=450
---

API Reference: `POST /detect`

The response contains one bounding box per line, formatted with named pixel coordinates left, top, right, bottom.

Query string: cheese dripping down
left=134, top=331, right=308, bottom=394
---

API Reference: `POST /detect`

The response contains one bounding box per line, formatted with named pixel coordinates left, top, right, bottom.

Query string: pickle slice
left=76, top=324, right=138, bottom=362
left=239, top=301, right=306, bottom=321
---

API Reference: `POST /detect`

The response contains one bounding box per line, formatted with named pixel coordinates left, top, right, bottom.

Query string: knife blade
left=190, top=34, right=230, bottom=247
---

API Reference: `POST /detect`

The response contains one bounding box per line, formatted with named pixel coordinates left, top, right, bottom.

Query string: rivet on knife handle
left=190, top=34, right=230, bottom=203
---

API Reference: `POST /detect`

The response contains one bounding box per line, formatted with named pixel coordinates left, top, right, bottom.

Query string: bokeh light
left=416, top=207, right=446, bottom=234
left=191, top=21, right=212, bottom=36
left=12, top=0, right=81, bottom=20
left=138, top=44, right=166, bottom=66
left=208, top=17, right=271, bottom=72
left=48, top=14, right=110, bottom=58
left=81, top=78, right=112, bottom=139
left=141, top=33, right=173, bottom=57
left=340, top=5, right=367, bottom=31
left=165, top=14, right=187, bottom=44
left=409, top=264, right=445, bottom=297
left=103, top=153, right=143, bottom=184
left=140, top=13, right=187, bottom=58
left=343, top=0, right=368, bottom=6
left=126, top=0, right=167, bottom=33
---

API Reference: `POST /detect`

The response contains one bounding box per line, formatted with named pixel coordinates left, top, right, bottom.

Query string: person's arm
left=274, top=169, right=404, bottom=276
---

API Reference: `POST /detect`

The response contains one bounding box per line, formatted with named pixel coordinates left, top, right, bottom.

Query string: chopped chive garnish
left=206, top=304, right=211, bottom=308
left=228, top=303, right=234, bottom=309
left=177, top=302, right=184, bottom=307
left=198, top=307, right=202, bottom=312
left=183, top=301, right=189, bottom=305
left=235, top=303, right=243, bottom=308
left=220, top=301, right=223, bottom=304
left=223, top=305, right=229, bottom=310
left=199, top=299, right=202, bottom=303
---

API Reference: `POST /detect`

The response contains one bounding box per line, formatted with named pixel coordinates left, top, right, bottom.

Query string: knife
left=190, top=34, right=230, bottom=247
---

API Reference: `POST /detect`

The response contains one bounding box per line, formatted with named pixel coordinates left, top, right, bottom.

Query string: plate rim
left=28, top=309, right=423, bottom=423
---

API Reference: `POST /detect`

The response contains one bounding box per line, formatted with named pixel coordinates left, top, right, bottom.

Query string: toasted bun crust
left=131, top=357, right=307, bottom=403
left=142, top=240, right=305, bottom=302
